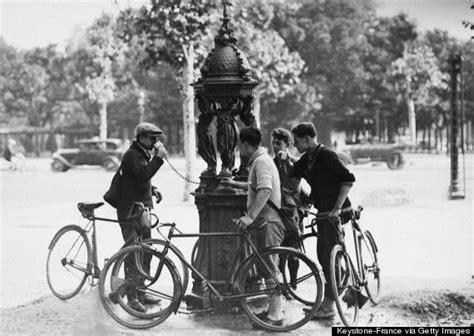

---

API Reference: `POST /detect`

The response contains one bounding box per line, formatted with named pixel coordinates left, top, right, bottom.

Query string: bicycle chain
left=164, top=157, right=201, bottom=185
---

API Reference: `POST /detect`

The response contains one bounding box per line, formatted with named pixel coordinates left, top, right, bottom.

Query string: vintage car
left=338, top=142, right=407, bottom=170
left=51, top=138, right=126, bottom=172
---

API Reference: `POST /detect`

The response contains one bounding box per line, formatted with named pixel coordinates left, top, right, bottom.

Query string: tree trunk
left=407, top=97, right=416, bottom=145
left=253, top=92, right=261, bottom=128
left=99, top=102, right=107, bottom=140
left=182, top=44, right=197, bottom=202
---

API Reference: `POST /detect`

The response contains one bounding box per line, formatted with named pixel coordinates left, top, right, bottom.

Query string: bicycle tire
left=191, top=238, right=199, bottom=267
left=329, top=244, right=359, bottom=326
left=46, top=225, right=92, bottom=300
left=99, top=245, right=182, bottom=329
left=236, top=247, right=323, bottom=332
left=299, top=233, right=318, bottom=260
left=141, top=239, right=189, bottom=299
left=281, top=233, right=321, bottom=306
left=361, top=230, right=381, bottom=304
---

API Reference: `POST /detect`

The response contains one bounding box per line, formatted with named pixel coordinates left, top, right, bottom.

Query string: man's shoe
left=251, top=311, right=284, bottom=330
left=128, top=298, right=147, bottom=313
left=313, top=308, right=336, bottom=319
left=138, top=293, right=161, bottom=305
left=303, top=306, right=336, bottom=320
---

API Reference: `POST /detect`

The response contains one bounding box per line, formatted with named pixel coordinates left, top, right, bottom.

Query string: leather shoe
left=303, top=306, right=336, bottom=320
left=128, top=298, right=147, bottom=313
left=139, top=293, right=161, bottom=305
left=251, top=311, right=284, bottom=330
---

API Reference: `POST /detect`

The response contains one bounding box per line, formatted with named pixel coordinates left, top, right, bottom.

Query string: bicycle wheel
left=141, top=239, right=189, bottom=299
left=329, top=244, right=359, bottom=326
left=360, top=230, right=381, bottom=304
left=191, top=238, right=199, bottom=267
left=236, top=247, right=323, bottom=332
left=46, top=225, right=92, bottom=300
left=281, top=234, right=321, bottom=306
left=99, top=245, right=182, bottom=329
left=300, top=233, right=318, bottom=261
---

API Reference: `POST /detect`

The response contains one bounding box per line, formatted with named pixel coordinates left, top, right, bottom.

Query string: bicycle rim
left=46, top=225, right=92, bottom=300
left=361, top=230, right=381, bottom=304
left=237, top=247, right=323, bottom=332
left=330, top=245, right=359, bottom=326
left=141, top=239, right=189, bottom=299
left=99, top=245, right=182, bottom=329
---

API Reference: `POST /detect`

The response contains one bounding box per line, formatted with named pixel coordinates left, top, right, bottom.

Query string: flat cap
left=135, top=122, right=164, bottom=137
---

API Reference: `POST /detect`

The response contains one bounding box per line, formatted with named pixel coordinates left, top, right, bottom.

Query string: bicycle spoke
left=46, top=226, right=91, bottom=299
left=99, top=246, right=181, bottom=329
left=330, top=245, right=359, bottom=326
left=238, top=248, right=323, bottom=332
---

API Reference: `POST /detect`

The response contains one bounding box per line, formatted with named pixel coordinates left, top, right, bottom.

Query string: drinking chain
left=164, top=156, right=201, bottom=185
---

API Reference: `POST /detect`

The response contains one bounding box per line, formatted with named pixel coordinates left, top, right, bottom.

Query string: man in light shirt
left=223, top=126, right=285, bottom=328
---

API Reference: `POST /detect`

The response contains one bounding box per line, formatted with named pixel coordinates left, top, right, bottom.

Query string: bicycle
left=99, top=219, right=325, bottom=332
left=46, top=201, right=190, bottom=300
left=328, top=205, right=381, bottom=326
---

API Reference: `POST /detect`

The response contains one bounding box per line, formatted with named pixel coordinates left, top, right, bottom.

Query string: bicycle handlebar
left=302, top=206, right=364, bottom=228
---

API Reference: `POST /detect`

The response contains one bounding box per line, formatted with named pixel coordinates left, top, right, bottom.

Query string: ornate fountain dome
left=198, top=3, right=255, bottom=83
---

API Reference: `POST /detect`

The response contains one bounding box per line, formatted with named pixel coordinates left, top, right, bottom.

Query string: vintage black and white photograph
left=0, top=0, right=473, bottom=334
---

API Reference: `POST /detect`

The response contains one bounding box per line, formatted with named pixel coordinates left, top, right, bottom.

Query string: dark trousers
left=117, top=206, right=152, bottom=300
left=317, top=218, right=345, bottom=300
left=279, top=232, right=300, bottom=288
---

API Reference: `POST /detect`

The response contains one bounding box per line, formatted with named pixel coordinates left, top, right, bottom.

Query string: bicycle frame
left=344, top=217, right=377, bottom=288
left=144, top=223, right=287, bottom=304
left=70, top=215, right=134, bottom=279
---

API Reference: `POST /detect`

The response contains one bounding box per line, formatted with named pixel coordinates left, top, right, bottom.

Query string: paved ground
left=0, top=153, right=473, bottom=334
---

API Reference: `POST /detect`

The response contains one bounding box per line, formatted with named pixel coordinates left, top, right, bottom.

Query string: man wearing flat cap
left=117, top=122, right=167, bottom=312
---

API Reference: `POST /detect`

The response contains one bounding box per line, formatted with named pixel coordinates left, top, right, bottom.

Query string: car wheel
left=51, top=159, right=69, bottom=172
left=103, top=159, right=119, bottom=172
left=387, top=152, right=405, bottom=170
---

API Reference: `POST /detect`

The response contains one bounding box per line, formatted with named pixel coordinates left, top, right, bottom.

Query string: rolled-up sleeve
left=255, top=160, right=273, bottom=192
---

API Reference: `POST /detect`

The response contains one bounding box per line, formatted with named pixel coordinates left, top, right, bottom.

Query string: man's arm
left=327, top=182, right=353, bottom=223
left=221, top=178, right=249, bottom=191
left=234, top=188, right=271, bottom=230
left=124, top=143, right=167, bottom=182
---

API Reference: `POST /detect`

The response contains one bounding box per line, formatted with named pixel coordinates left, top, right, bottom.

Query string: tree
left=361, top=13, right=418, bottom=141
left=127, top=0, right=219, bottom=201
left=390, top=42, right=447, bottom=144
left=270, top=0, right=377, bottom=145
left=83, top=14, right=128, bottom=140
left=233, top=1, right=306, bottom=131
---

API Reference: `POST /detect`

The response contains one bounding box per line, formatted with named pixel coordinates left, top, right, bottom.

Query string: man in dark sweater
left=117, top=122, right=167, bottom=313
left=291, top=122, right=355, bottom=319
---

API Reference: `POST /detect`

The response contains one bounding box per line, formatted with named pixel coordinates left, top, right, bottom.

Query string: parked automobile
left=338, top=142, right=407, bottom=170
left=51, top=138, right=126, bottom=172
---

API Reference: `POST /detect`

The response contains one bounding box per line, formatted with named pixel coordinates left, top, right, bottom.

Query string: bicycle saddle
left=77, top=202, right=104, bottom=211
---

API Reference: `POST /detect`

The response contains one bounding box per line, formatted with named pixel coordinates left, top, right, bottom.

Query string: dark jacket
left=292, top=144, right=355, bottom=212
left=118, top=140, right=163, bottom=208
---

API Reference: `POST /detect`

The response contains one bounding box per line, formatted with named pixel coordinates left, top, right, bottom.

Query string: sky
left=0, top=0, right=472, bottom=50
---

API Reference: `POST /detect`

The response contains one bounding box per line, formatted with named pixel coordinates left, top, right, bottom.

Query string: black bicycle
left=328, top=206, right=381, bottom=326
left=99, top=219, right=325, bottom=332
left=45, top=201, right=190, bottom=300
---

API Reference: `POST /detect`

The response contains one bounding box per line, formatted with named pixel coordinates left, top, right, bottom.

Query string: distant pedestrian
left=3, top=138, right=25, bottom=171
